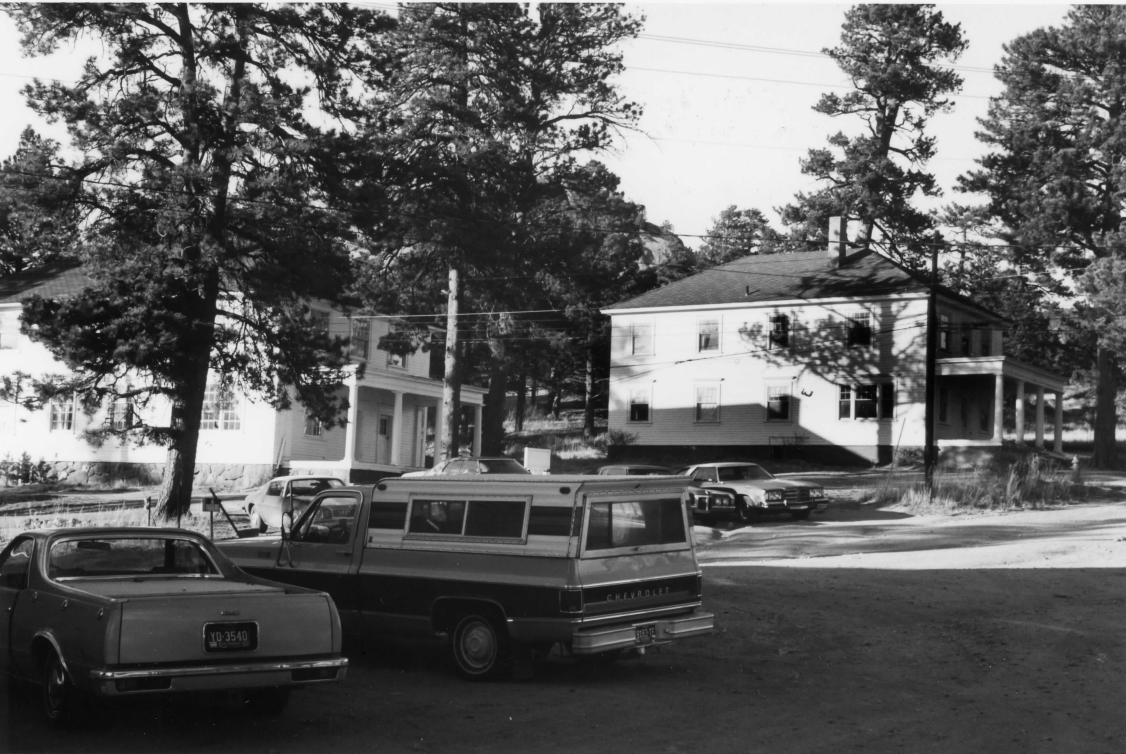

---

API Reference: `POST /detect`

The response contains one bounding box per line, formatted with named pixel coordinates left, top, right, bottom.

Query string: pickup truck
left=216, top=475, right=714, bottom=680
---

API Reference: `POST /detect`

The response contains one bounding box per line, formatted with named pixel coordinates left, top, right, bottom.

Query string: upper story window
left=959, top=325, right=971, bottom=356
left=697, top=318, right=719, bottom=352
left=847, top=312, right=872, bottom=347
left=628, top=386, right=650, bottom=422
left=201, top=382, right=240, bottom=431
left=108, top=393, right=134, bottom=431
left=766, top=384, right=791, bottom=421
left=49, top=395, right=75, bottom=432
left=630, top=322, right=653, bottom=356
left=304, top=410, right=322, bottom=437
left=387, top=351, right=406, bottom=369
left=938, top=314, right=950, bottom=353
left=350, top=318, right=370, bottom=360
left=769, top=314, right=790, bottom=349
left=695, top=384, right=719, bottom=423
left=310, top=309, right=330, bottom=334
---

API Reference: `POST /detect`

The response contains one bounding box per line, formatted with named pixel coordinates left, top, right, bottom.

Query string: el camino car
left=0, top=528, right=347, bottom=726
left=678, top=462, right=828, bottom=522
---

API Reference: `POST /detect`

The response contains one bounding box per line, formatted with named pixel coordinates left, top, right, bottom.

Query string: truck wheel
left=41, top=650, right=79, bottom=727
left=244, top=688, right=291, bottom=716
left=451, top=612, right=508, bottom=681
left=248, top=505, right=267, bottom=533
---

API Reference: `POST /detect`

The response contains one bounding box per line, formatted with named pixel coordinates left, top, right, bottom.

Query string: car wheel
left=451, top=612, right=509, bottom=681
left=244, top=688, right=291, bottom=716
left=736, top=499, right=755, bottom=522
left=248, top=505, right=267, bottom=533
left=41, top=650, right=79, bottom=727
left=791, top=509, right=812, bottom=521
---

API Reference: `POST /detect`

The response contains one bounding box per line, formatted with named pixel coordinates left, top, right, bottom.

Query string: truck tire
left=451, top=612, right=509, bottom=681
left=41, top=650, right=79, bottom=728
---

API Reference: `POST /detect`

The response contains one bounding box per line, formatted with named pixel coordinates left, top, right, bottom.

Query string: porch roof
left=348, top=368, right=487, bottom=405
left=937, top=356, right=1066, bottom=393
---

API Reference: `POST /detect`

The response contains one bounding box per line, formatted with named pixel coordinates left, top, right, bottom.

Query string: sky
left=0, top=3, right=1073, bottom=250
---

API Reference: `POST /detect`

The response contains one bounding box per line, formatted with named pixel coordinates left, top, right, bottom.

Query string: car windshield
left=716, top=465, right=774, bottom=482
left=48, top=537, right=221, bottom=579
left=476, top=459, right=527, bottom=474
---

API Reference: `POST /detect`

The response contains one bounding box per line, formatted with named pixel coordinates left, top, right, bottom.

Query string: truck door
left=273, top=491, right=365, bottom=622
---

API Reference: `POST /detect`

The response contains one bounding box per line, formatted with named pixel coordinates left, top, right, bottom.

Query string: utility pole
left=924, top=246, right=938, bottom=498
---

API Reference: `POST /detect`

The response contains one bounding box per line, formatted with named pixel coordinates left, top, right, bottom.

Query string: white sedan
left=243, top=475, right=346, bottom=532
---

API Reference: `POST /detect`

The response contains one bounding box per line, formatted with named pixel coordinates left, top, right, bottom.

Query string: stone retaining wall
left=17, top=461, right=275, bottom=492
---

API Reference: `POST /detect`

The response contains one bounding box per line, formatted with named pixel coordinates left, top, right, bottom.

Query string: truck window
left=585, top=498, right=686, bottom=551
left=408, top=498, right=528, bottom=539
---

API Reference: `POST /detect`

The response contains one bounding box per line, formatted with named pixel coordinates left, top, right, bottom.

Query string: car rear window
left=48, top=537, right=220, bottom=579
left=585, top=498, right=686, bottom=551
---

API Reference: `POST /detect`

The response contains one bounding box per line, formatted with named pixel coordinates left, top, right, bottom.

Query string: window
left=698, top=318, right=719, bottom=352
left=769, top=314, right=789, bottom=349
left=848, top=312, right=872, bottom=346
left=310, top=309, right=330, bottom=333
left=292, top=494, right=360, bottom=544
left=695, top=384, right=719, bottom=423
left=408, top=498, right=527, bottom=539
left=350, top=317, right=370, bottom=360
left=202, top=382, right=240, bottom=431
left=939, top=314, right=950, bottom=353
left=387, top=351, right=405, bottom=368
left=767, top=384, right=791, bottom=421
left=585, top=498, right=686, bottom=551
left=0, top=537, right=33, bottom=589
left=304, top=411, right=322, bottom=437
left=0, top=311, right=18, bottom=350
left=839, top=383, right=895, bottom=420
left=630, top=322, right=652, bottom=356
left=108, top=394, right=134, bottom=431
left=49, top=395, right=74, bottom=432
left=48, top=537, right=218, bottom=579
left=628, top=387, right=650, bottom=422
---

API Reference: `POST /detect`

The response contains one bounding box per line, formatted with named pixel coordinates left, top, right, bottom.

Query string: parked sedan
left=594, top=464, right=676, bottom=476
left=243, top=475, right=346, bottom=532
left=677, top=462, right=828, bottom=522
left=400, top=456, right=530, bottom=477
left=0, top=528, right=347, bottom=726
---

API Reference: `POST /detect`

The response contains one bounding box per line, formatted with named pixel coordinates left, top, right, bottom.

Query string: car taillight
left=559, top=589, right=583, bottom=614
left=696, top=573, right=703, bottom=597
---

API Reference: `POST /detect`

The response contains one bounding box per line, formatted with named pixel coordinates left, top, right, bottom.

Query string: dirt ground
left=3, top=495, right=1126, bottom=754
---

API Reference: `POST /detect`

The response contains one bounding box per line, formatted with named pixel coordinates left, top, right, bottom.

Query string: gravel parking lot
left=3, top=497, right=1125, bottom=754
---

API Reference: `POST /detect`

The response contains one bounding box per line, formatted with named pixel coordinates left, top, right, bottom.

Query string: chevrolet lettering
left=217, top=475, right=714, bottom=681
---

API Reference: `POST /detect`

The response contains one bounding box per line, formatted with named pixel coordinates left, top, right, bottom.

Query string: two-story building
left=0, top=262, right=485, bottom=489
left=603, top=241, right=1066, bottom=467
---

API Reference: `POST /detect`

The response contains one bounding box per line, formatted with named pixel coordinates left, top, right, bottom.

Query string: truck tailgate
left=117, top=591, right=335, bottom=664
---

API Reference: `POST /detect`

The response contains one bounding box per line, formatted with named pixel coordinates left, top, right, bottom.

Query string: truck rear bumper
left=89, top=657, right=347, bottom=695
left=570, top=611, right=714, bottom=655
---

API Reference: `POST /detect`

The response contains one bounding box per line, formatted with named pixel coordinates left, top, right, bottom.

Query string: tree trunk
left=1092, top=345, right=1118, bottom=469
left=514, top=370, right=527, bottom=432
left=441, top=264, right=462, bottom=461
left=583, top=347, right=596, bottom=438
left=482, top=352, right=509, bottom=455
left=529, top=376, right=538, bottom=413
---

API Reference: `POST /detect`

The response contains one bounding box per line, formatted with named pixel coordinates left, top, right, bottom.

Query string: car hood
left=698, top=478, right=820, bottom=494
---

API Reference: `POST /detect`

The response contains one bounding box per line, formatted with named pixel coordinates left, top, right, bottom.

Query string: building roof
left=603, top=249, right=1004, bottom=322
left=0, top=260, right=90, bottom=305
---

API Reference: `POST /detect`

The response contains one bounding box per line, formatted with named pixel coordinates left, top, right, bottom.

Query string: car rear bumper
left=570, top=610, right=714, bottom=654
left=89, top=657, right=347, bottom=695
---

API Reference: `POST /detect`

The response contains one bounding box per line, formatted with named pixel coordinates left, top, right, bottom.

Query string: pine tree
left=0, top=3, right=393, bottom=515
left=780, top=5, right=966, bottom=264
left=696, top=206, right=783, bottom=269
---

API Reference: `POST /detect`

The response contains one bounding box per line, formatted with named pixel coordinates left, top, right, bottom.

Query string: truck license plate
left=635, top=625, right=656, bottom=644
left=204, top=621, right=258, bottom=652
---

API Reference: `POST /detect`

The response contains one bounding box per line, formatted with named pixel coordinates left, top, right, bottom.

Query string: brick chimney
left=828, top=216, right=847, bottom=266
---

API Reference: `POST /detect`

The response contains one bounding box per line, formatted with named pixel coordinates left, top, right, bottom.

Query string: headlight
left=810, top=488, right=824, bottom=498
left=765, top=490, right=783, bottom=502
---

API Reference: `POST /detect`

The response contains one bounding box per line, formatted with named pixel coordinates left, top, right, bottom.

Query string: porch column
left=390, top=391, right=404, bottom=466
left=416, top=407, right=427, bottom=467
left=472, top=404, right=483, bottom=455
left=1014, top=379, right=1026, bottom=443
left=1054, top=391, right=1064, bottom=454
left=1034, top=386, right=1045, bottom=448
left=342, top=377, right=360, bottom=463
left=992, top=374, right=1004, bottom=444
